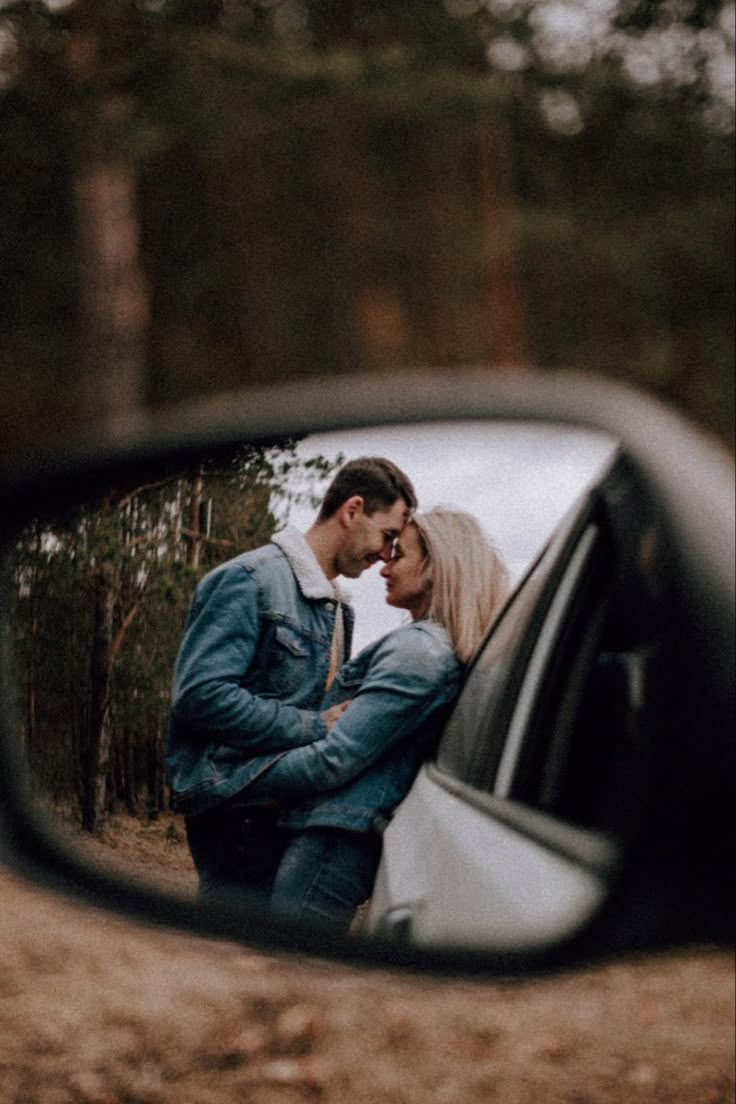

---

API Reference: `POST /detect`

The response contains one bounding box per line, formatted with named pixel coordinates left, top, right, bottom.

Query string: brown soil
left=0, top=812, right=733, bottom=1104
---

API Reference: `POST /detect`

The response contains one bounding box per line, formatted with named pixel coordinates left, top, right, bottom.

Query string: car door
left=368, top=452, right=664, bottom=951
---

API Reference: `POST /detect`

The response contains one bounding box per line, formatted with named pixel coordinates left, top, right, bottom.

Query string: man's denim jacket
left=244, top=619, right=462, bottom=834
left=166, top=526, right=354, bottom=816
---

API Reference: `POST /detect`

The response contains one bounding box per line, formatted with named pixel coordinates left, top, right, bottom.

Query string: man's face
left=337, top=498, right=410, bottom=579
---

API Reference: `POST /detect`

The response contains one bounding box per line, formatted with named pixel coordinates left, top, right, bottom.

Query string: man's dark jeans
left=185, top=800, right=290, bottom=907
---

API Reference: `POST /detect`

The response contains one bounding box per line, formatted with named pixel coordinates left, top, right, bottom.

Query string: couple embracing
left=166, top=457, right=509, bottom=931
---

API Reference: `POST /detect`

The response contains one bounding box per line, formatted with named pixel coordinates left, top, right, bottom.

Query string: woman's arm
left=245, top=625, right=459, bottom=799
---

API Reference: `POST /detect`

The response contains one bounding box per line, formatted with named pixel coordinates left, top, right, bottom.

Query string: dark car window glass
left=502, top=461, right=666, bottom=837
left=492, top=525, right=603, bottom=801
left=515, top=584, right=663, bottom=839
left=434, top=504, right=596, bottom=792
left=504, top=529, right=613, bottom=811
left=435, top=455, right=665, bottom=841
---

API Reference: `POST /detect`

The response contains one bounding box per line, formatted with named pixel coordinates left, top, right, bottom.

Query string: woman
left=242, top=507, right=510, bottom=930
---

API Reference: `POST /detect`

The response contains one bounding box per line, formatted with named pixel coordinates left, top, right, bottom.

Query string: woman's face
left=380, top=522, right=431, bottom=620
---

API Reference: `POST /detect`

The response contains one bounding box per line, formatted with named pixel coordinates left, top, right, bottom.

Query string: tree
left=9, top=441, right=340, bottom=831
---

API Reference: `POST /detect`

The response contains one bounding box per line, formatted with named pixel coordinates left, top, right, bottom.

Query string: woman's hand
left=322, top=700, right=352, bottom=731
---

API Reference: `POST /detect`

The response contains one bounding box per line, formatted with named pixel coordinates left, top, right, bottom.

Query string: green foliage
left=9, top=440, right=341, bottom=825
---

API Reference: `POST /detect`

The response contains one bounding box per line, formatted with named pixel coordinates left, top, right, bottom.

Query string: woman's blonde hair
left=413, top=508, right=510, bottom=664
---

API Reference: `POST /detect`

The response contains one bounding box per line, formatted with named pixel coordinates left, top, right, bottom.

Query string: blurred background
left=0, top=15, right=733, bottom=1101
left=0, top=0, right=733, bottom=453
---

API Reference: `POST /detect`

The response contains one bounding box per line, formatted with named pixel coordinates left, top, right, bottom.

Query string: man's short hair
left=318, top=457, right=417, bottom=521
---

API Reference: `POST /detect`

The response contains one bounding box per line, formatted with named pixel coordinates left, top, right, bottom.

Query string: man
left=166, top=456, right=416, bottom=903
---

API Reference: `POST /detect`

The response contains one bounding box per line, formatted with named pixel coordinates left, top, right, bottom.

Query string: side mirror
left=0, top=369, right=732, bottom=975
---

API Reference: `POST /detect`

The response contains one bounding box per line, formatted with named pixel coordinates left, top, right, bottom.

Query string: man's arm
left=244, top=625, right=459, bottom=796
left=171, top=563, right=326, bottom=752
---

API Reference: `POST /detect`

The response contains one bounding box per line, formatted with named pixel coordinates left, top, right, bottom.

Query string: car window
left=434, top=466, right=661, bottom=841
left=434, top=503, right=598, bottom=793
left=493, top=524, right=607, bottom=798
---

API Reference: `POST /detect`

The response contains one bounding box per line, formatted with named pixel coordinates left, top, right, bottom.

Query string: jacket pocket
left=321, top=663, right=363, bottom=707
left=265, top=623, right=309, bottom=697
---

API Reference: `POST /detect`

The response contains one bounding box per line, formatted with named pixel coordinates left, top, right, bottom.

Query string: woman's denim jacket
left=166, top=526, right=353, bottom=816
left=244, top=620, right=462, bottom=834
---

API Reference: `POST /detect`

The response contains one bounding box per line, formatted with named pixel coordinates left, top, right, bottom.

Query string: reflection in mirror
left=7, top=421, right=621, bottom=950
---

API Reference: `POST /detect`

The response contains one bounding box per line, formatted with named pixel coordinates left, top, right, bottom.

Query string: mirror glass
left=6, top=419, right=628, bottom=951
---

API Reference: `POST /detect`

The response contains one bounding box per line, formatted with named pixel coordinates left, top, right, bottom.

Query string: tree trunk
left=123, top=724, right=137, bottom=816
left=25, top=617, right=37, bottom=761
left=74, top=161, right=150, bottom=427
left=218, top=134, right=290, bottom=385
left=81, top=563, right=115, bottom=833
left=412, top=129, right=481, bottom=364
left=147, top=716, right=164, bottom=821
left=186, top=469, right=204, bottom=568
left=23, top=527, right=44, bottom=760
left=473, top=127, right=528, bottom=368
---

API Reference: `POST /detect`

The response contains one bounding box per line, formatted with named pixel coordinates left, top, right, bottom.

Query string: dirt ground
left=0, top=813, right=733, bottom=1104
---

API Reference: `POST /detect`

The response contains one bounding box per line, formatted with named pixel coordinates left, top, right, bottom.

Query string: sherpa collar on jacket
left=272, top=525, right=352, bottom=605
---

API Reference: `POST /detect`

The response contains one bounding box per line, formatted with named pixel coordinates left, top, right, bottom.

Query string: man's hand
left=322, top=700, right=352, bottom=731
